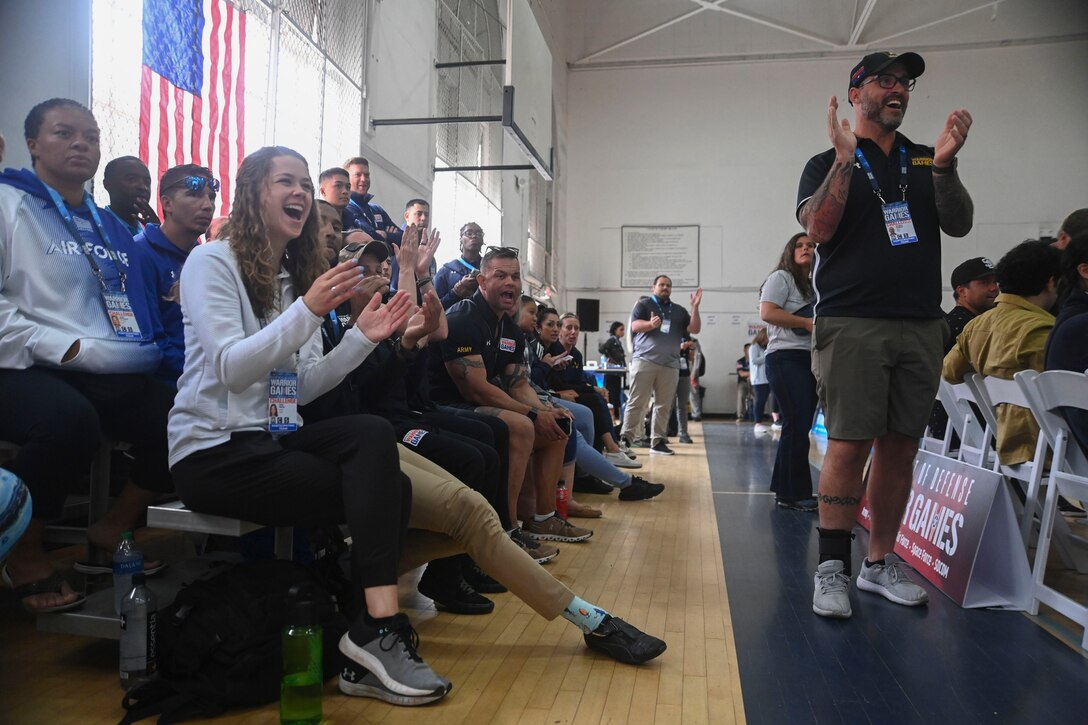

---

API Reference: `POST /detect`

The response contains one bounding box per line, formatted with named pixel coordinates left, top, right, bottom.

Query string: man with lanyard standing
left=433, top=221, right=485, bottom=309
left=135, top=164, right=218, bottom=383
left=0, top=99, right=172, bottom=612
left=619, top=276, right=702, bottom=456
left=102, top=155, right=159, bottom=236
left=796, top=51, right=974, bottom=619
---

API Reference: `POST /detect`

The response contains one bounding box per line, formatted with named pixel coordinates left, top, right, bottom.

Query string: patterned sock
left=562, top=595, right=609, bottom=634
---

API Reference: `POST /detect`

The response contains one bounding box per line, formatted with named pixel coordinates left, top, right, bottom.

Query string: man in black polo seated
left=428, top=247, right=592, bottom=555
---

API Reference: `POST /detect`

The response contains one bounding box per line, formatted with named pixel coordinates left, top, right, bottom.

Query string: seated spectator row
left=0, top=98, right=668, bottom=707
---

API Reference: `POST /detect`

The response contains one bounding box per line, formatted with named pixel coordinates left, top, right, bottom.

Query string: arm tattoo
left=818, top=493, right=862, bottom=506
left=800, top=158, right=854, bottom=243
left=449, top=356, right=485, bottom=380
left=498, top=364, right=528, bottom=392
left=933, top=171, right=974, bottom=238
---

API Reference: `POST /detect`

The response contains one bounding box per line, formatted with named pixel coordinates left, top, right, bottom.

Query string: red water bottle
left=556, top=480, right=569, bottom=518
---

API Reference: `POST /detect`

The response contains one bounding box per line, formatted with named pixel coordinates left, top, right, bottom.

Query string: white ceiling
left=562, top=0, right=1088, bottom=69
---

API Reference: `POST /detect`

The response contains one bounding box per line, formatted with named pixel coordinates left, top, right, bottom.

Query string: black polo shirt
left=796, top=133, right=943, bottom=319
left=428, top=291, right=525, bottom=404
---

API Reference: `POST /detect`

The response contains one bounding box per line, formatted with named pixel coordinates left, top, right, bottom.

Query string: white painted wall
left=0, top=0, right=92, bottom=171
left=360, top=0, right=438, bottom=211
left=560, top=40, right=1088, bottom=415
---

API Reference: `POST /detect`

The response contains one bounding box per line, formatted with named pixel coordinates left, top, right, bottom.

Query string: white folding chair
left=938, top=378, right=992, bottom=468
left=965, top=374, right=1049, bottom=540
left=967, top=373, right=1088, bottom=572
left=1016, top=369, right=1088, bottom=649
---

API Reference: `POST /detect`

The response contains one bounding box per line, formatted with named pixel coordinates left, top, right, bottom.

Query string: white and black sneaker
left=649, top=440, right=675, bottom=456
left=339, top=663, right=450, bottom=706
left=339, top=614, right=451, bottom=702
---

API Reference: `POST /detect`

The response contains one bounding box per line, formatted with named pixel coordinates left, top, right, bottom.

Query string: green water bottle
left=280, top=584, right=323, bottom=725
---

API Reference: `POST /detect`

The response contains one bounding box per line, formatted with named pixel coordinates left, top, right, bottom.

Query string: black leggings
left=171, top=416, right=409, bottom=589
left=0, top=367, right=173, bottom=519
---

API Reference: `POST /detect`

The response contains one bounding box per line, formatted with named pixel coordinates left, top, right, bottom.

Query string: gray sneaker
left=856, top=553, right=929, bottom=606
left=812, top=560, right=852, bottom=618
left=510, top=527, right=559, bottom=563
left=339, top=614, right=451, bottom=699
left=339, top=663, right=451, bottom=706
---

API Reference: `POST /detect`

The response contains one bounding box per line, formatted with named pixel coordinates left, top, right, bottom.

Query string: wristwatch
left=932, top=157, right=957, bottom=175
left=526, top=407, right=539, bottom=423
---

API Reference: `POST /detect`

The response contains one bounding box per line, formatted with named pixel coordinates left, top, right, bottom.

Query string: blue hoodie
left=0, top=168, right=163, bottom=373
left=134, top=223, right=188, bottom=382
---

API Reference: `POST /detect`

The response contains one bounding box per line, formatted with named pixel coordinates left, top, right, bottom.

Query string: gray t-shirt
left=760, top=269, right=814, bottom=354
left=630, top=296, right=692, bottom=368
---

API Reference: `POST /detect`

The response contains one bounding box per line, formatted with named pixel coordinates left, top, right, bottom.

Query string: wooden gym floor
left=5, top=420, right=1088, bottom=723
left=0, top=421, right=744, bottom=724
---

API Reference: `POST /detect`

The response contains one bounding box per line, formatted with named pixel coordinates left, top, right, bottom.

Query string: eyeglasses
left=861, top=74, right=916, bottom=92
left=484, top=245, right=519, bottom=257
left=461, top=229, right=484, bottom=239
left=164, top=175, right=221, bottom=193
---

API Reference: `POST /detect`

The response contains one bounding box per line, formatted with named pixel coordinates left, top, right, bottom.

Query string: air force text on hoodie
left=0, top=168, right=163, bottom=374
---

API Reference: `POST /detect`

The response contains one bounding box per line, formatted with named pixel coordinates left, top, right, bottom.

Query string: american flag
left=139, top=0, right=245, bottom=216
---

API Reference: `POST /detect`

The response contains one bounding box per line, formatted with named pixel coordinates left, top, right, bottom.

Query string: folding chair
left=1016, top=369, right=1088, bottom=649
left=937, top=378, right=991, bottom=468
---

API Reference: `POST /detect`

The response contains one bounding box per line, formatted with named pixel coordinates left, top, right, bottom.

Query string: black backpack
left=119, top=559, right=348, bottom=724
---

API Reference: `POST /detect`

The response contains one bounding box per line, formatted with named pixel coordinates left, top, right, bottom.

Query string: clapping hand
left=827, top=96, right=857, bottom=161
left=355, top=289, right=413, bottom=341
left=934, top=109, right=972, bottom=167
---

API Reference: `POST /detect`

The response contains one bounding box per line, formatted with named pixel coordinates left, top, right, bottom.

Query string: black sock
left=818, top=527, right=855, bottom=575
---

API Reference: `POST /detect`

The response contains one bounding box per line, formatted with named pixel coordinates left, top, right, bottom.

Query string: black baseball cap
left=950, top=257, right=996, bottom=288
left=849, top=51, right=925, bottom=90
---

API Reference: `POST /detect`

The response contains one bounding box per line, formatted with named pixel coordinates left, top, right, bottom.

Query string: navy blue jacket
left=134, top=224, right=189, bottom=382
left=434, top=257, right=480, bottom=309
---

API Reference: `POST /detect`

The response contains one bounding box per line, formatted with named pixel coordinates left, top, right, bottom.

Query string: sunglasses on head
left=484, top=245, right=519, bottom=257
left=165, top=175, right=221, bottom=194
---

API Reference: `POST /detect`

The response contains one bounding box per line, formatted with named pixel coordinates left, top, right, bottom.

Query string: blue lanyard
left=43, top=184, right=126, bottom=293
left=854, top=145, right=908, bottom=206
left=457, top=258, right=479, bottom=274
left=650, top=295, right=671, bottom=319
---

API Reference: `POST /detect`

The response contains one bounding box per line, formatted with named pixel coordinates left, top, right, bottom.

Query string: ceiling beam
left=573, top=0, right=730, bottom=65
left=848, top=0, right=878, bottom=46
left=568, top=33, right=1088, bottom=72
left=866, top=0, right=1006, bottom=47
left=691, top=0, right=839, bottom=47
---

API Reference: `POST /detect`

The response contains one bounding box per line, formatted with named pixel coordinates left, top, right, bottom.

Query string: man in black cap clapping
left=796, top=49, right=975, bottom=619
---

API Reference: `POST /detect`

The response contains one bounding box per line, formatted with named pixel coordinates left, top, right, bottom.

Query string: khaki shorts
left=811, top=316, right=947, bottom=440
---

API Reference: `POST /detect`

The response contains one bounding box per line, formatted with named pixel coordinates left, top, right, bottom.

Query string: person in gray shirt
left=619, top=276, right=702, bottom=455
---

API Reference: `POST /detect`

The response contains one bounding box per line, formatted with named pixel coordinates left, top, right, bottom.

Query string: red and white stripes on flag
left=139, top=0, right=245, bottom=217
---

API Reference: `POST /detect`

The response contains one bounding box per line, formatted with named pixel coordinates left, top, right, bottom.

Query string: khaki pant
left=397, top=446, right=573, bottom=620
left=620, top=357, right=680, bottom=443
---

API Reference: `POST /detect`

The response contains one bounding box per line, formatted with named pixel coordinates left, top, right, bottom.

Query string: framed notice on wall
left=620, top=225, right=699, bottom=288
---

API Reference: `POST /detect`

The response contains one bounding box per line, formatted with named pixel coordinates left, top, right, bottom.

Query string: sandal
left=567, top=500, right=603, bottom=519
left=2, top=567, right=86, bottom=613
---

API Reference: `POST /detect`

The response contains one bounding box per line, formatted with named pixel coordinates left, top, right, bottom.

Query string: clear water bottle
left=120, top=573, right=157, bottom=688
left=281, top=584, right=323, bottom=725
left=113, top=531, right=144, bottom=614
